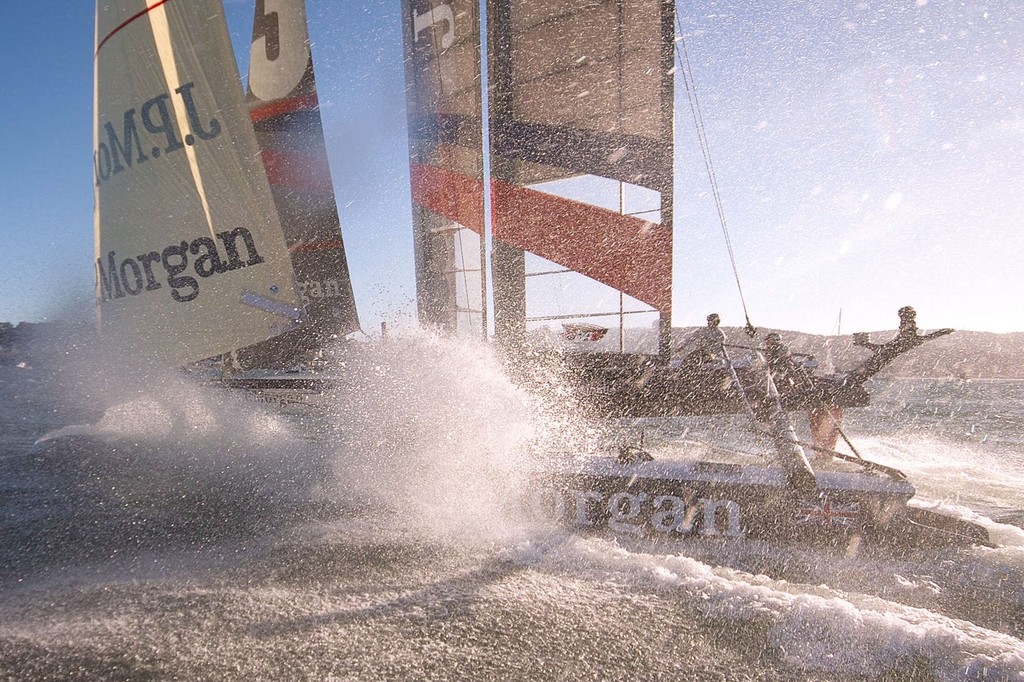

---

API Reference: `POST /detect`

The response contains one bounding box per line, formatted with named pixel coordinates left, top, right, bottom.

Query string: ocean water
left=1, top=334, right=1022, bottom=681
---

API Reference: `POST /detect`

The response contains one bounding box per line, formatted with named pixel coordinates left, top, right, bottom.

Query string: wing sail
left=402, top=0, right=488, bottom=337
left=487, top=0, right=675, bottom=352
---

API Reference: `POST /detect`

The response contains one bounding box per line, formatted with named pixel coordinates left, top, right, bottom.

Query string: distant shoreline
left=3, top=320, right=1023, bottom=380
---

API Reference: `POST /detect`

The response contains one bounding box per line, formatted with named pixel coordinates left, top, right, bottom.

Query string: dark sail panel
left=488, top=0, right=675, bottom=353
left=402, top=0, right=488, bottom=337
left=491, top=0, right=672, bottom=190
left=236, top=0, right=360, bottom=369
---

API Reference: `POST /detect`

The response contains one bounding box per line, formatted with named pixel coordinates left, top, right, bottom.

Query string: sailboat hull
left=527, top=350, right=870, bottom=419
left=211, top=369, right=989, bottom=551
left=528, top=457, right=991, bottom=550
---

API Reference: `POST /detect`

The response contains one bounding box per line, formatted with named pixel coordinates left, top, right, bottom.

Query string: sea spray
left=317, top=329, right=598, bottom=542
left=28, top=322, right=600, bottom=549
left=26, top=330, right=335, bottom=552
left=35, top=345, right=310, bottom=477
left=5, top=329, right=1024, bottom=679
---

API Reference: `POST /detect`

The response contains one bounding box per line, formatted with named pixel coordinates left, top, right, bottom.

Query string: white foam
left=844, top=433, right=1024, bottom=527
left=517, top=536, right=1024, bottom=680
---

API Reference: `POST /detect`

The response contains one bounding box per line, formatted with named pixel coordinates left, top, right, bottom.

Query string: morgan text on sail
left=96, top=227, right=266, bottom=304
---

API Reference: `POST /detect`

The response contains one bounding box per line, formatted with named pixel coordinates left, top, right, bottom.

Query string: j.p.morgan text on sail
left=94, top=80, right=268, bottom=305
left=94, top=82, right=219, bottom=185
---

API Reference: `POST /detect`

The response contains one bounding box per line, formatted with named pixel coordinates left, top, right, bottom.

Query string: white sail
left=93, top=0, right=303, bottom=367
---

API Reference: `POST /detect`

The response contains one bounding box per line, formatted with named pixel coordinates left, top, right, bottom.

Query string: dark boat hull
left=212, top=375, right=991, bottom=551
left=554, top=351, right=870, bottom=419
left=526, top=457, right=991, bottom=551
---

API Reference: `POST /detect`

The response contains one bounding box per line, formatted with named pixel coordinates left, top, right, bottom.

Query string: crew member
left=763, top=332, right=791, bottom=375
left=675, top=313, right=726, bottom=368
left=896, top=305, right=919, bottom=343
left=854, top=305, right=924, bottom=352
left=849, top=306, right=954, bottom=383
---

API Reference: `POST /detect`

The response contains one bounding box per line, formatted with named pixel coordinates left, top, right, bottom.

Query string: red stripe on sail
left=409, top=163, right=485, bottom=235
left=96, top=0, right=174, bottom=55
left=250, top=94, right=320, bottom=123
left=491, top=182, right=672, bottom=314
left=260, top=150, right=332, bottom=192
left=290, top=240, right=346, bottom=254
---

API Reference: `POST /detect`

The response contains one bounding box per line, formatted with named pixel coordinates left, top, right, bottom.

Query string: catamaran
left=400, top=0, right=982, bottom=548
left=91, top=0, right=989, bottom=550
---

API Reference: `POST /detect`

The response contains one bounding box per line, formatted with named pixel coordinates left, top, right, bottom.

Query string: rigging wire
left=673, top=15, right=756, bottom=337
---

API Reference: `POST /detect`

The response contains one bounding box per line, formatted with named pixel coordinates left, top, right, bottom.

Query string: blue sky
left=1, top=0, right=1021, bottom=334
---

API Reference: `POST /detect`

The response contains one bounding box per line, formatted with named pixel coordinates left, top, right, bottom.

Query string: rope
left=794, top=438, right=907, bottom=480
left=671, top=17, right=897, bottom=479
left=782, top=359, right=867, bottom=462
left=674, top=15, right=755, bottom=336
left=720, top=346, right=759, bottom=424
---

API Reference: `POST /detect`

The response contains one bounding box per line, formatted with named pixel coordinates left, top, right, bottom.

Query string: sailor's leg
left=809, top=406, right=844, bottom=456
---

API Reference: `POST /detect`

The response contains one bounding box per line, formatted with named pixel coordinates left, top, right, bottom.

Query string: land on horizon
left=2, top=320, right=1022, bottom=380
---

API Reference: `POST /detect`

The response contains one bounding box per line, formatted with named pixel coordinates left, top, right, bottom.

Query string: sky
left=1, top=0, right=1021, bottom=335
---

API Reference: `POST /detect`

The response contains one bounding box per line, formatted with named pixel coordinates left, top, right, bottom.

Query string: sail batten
left=409, top=163, right=487, bottom=236
left=250, top=93, right=320, bottom=123
left=490, top=119, right=672, bottom=193
left=491, top=181, right=671, bottom=314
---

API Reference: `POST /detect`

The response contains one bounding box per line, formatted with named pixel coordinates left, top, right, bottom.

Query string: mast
left=401, top=0, right=488, bottom=339
left=657, top=0, right=675, bottom=360
left=486, top=0, right=527, bottom=351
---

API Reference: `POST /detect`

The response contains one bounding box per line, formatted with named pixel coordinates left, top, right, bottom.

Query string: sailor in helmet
left=856, top=305, right=928, bottom=351
left=674, top=313, right=726, bottom=369
left=897, top=305, right=919, bottom=341
left=762, top=331, right=814, bottom=389
left=762, top=332, right=790, bottom=374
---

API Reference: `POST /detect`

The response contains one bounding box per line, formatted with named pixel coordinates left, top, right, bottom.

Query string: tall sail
left=94, top=0, right=304, bottom=367
left=402, top=0, right=488, bottom=337
left=237, top=0, right=361, bottom=368
left=487, top=0, right=675, bottom=355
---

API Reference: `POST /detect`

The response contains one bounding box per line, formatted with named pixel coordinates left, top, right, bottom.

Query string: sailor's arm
left=674, top=329, right=701, bottom=355
left=852, top=332, right=881, bottom=350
